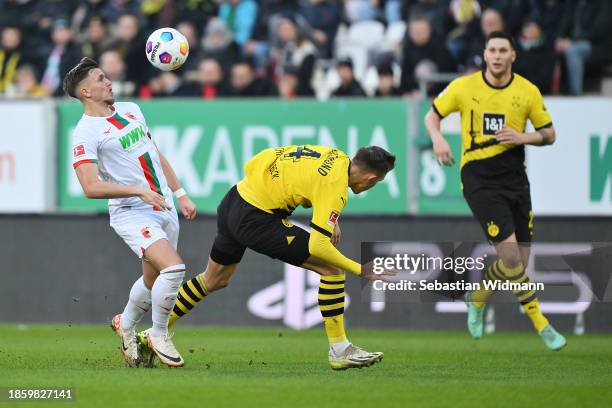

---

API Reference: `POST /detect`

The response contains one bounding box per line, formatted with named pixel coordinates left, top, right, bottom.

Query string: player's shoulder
left=115, top=101, right=143, bottom=114
left=512, top=73, right=541, bottom=94
left=72, top=116, right=101, bottom=141
left=451, top=71, right=481, bottom=88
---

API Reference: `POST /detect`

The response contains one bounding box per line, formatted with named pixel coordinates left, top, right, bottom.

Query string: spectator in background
left=71, top=0, right=114, bottom=34
left=80, top=16, right=113, bottom=61
left=0, top=25, right=27, bottom=94
left=400, top=16, right=457, bottom=96
left=271, top=14, right=317, bottom=96
left=555, top=0, right=612, bottom=95
left=201, top=18, right=241, bottom=76
left=174, top=0, right=218, bottom=30
left=110, top=13, right=149, bottom=90
left=196, top=57, right=230, bottom=99
left=218, top=0, right=258, bottom=48
left=405, top=0, right=451, bottom=39
left=465, top=8, right=504, bottom=70
left=7, top=65, right=49, bottom=98
left=177, top=20, right=204, bottom=76
left=229, top=59, right=276, bottom=97
left=41, top=19, right=83, bottom=96
left=374, top=64, right=401, bottom=97
left=278, top=66, right=301, bottom=99
left=331, top=57, right=366, bottom=97
left=244, top=0, right=300, bottom=70
left=481, top=0, right=534, bottom=36
left=343, top=0, right=382, bottom=24
left=513, top=19, right=555, bottom=95
left=384, top=0, right=403, bottom=24
left=531, top=0, right=566, bottom=45
left=151, top=71, right=199, bottom=97
left=446, top=0, right=481, bottom=62
left=99, top=50, right=135, bottom=97
left=299, top=0, right=342, bottom=59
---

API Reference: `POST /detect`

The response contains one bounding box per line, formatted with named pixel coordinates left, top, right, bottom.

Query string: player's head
left=62, top=57, right=114, bottom=104
left=349, top=146, right=396, bottom=194
left=484, top=31, right=516, bottom=78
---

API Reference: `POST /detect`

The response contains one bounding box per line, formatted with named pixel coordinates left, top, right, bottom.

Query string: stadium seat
left=383, top=21, right=407, bottom=52
left=347, top=21, right=386, bottom=51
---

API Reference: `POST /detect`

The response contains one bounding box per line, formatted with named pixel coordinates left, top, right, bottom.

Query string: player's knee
left=499, top=256, right=524, bottom=277
left=319, top=265, right=344, bottom=278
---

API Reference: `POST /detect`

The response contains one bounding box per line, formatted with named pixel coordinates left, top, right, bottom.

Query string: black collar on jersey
left=347, top=160, right=352, bottom=178
left=482, top=70, right=514, bottom=90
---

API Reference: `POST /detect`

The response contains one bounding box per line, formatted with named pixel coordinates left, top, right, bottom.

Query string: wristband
left=173, top=188, right=187, bottom=199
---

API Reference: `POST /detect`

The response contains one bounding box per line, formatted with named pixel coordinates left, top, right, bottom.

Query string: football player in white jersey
left=63, top=57, right=196, bottom=368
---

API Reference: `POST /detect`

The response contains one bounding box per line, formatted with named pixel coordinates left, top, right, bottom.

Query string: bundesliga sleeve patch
left=73, top=144, right=85, bottom=158
left=327, top=210, right=340, bottom=227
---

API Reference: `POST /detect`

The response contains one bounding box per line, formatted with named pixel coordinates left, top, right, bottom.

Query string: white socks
left=330, top=341, right=351, bottom=355
left=151, top=264, right=186, bottom=337
left=120, top=277, right=151, bottom=333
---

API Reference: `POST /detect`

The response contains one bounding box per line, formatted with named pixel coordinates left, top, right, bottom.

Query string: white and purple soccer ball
left=145, top=28, right=189, bottom=71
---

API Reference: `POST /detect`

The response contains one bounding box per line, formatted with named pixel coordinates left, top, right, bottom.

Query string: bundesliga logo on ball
left=145, top=28, right=189, bottom=71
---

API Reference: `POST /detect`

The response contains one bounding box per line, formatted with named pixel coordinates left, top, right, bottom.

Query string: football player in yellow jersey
left=139, top=145, right=396, bottom=370
left=424, top=31, right=566, bottom=351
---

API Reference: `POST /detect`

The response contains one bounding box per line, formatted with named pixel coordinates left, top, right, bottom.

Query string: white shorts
left=110, top=208, right=179, bottom=258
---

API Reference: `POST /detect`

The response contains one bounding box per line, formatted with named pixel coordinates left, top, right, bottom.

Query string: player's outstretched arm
left=425, top=107, right=455, bottom=166
left=158, top=152, right=197, bottom=219
left=75, top=162, right=172, bottom=209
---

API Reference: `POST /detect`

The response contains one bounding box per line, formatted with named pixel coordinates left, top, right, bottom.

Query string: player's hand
left=433, top=137, right=455, bottom=166
left=178, top=195, right=197, bottom=220
left=139, top=188, right=172, bottom=210
left=361, top=261, right=397, bottom=282
left=331, top=223, right=341, bottom=246
left=495, top=127, right=524, bottom=145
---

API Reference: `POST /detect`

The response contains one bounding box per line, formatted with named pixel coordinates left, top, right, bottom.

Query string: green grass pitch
left=1, top=324, right=611, bottom=408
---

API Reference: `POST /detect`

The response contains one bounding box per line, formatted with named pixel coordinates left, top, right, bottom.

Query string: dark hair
left=486, top=31, right=515, bottom=49
left=62, top=57, right=99, bottom=98
left=353, top=146, right=396, bottom=175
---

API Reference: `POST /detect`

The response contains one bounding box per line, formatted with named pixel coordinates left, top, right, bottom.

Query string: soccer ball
left=145, top=28, right=189, bottom=71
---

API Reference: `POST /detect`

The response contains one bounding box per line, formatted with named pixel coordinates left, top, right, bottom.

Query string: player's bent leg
left=141, top=239, right=186, bottom=367
left=301, top=256, right=383, bottom=370
left=169, top=257, right=239, bottom=328
left=466, top=233, right=524, bottom=340
left=496, top=237, right=566, bottom=350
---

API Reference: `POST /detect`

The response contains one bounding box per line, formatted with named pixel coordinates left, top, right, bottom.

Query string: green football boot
left=539, top=325, right=567, bottom=351
left=466, top=291, right=485, bottom=339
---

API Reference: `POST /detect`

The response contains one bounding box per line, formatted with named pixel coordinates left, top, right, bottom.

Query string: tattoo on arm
left=537, top=128, right=553, bottom=145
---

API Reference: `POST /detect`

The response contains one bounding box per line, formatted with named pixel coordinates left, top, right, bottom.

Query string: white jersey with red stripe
left=71, top=102, right=173, bottom=216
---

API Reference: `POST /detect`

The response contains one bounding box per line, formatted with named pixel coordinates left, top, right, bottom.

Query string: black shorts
left=210, top=185, right=311, bottom=266
left=463, top=185, right=533, bottom=244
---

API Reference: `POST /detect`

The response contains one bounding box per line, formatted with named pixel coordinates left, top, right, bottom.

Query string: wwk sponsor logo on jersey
left=118, top=126, right=147, bottom=152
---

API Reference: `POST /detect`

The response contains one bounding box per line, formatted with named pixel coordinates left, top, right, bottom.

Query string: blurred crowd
left=1, top=0, right=611, bottom=100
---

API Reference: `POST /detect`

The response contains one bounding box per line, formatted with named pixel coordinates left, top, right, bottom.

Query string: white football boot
left=110, top=314, right=140, bottom=367
left=146, top=330, right=184, bottom=368
left=328, top=343, right=384, bottom=370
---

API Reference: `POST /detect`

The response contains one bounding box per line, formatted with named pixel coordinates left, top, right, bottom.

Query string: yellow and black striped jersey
left=433, top=71, right=552, bottom=177
left=237, top=145, right=361, bottom=275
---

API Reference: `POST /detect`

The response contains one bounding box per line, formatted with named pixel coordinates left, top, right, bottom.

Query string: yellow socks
left=169, top=274, right=208, bottom=328
left=471, top=259, right=503, bottom=308
left=318, top=274, right=348, bottom=345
